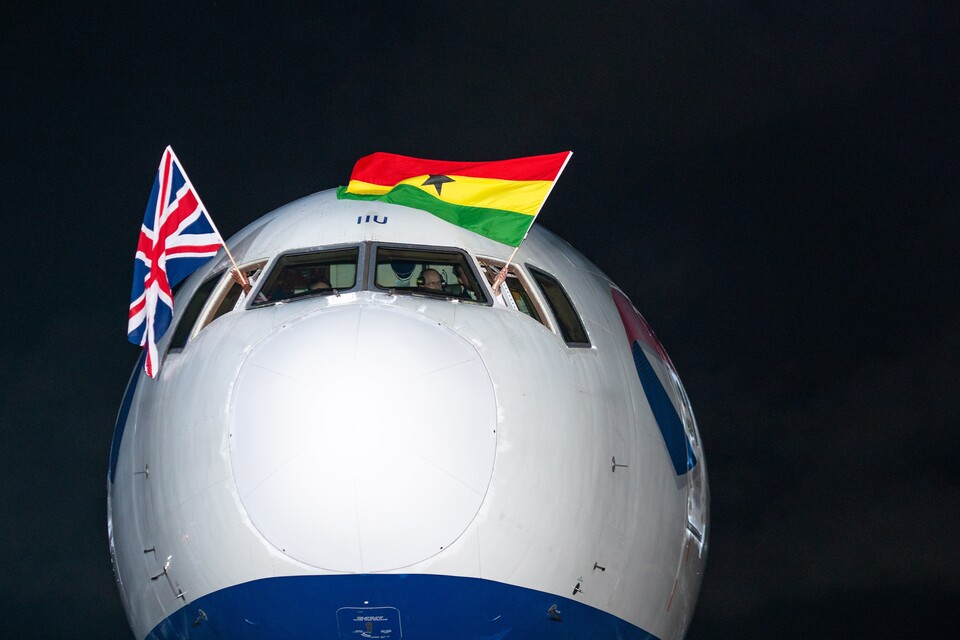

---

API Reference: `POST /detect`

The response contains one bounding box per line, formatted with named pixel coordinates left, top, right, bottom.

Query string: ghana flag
left=336, top=151, right=572, bottom=246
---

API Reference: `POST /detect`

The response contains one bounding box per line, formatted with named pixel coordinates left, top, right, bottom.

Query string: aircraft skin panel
left=146, top=574, right=661, bottom=640
left=229, top=304, right=498, bottom=573
left=108, top=189, right=708, bottom=640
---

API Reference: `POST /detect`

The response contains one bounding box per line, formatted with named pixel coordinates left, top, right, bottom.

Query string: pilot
left=308, top=265, right=332, bottom=292
left=452, top=264, right=476, bottom=299
left=420, top=268, right=444, bottom=291
left=309, top=280, right=331, bottom=292
left=263, top=267, right=310, bottom=301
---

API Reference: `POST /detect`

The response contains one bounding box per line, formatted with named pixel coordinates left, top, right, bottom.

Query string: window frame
left=248, top=244, right=365, bottom=308
left=526, top=264, right=591, bottom=348
left=180, top=260, right=268, bottom=337
left=476, top=257, right=554, bottom=331
left=368, top=242, right=492, bottom=305
left=166, top=271, right=224, bottom=352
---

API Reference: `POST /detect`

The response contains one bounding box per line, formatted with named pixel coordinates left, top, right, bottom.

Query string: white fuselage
left=108, top=189, right=708, bottom=640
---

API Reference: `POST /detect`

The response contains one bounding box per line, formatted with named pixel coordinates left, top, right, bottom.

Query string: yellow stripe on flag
left=346, top=175, right=553, bottom=216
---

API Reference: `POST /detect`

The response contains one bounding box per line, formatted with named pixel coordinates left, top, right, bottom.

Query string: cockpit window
left=528, top=266, right=591, bottom=347
left=251, top=247, right=359, bottom=306
left=168, top=273, right=221, bottom=350
left=168, top=260, right=268, bottom=350
left=373, top=246, right=487, bottom=303
left=207, top=262, right=266, bottom=323
left=478, top=259, right=545, bottom=326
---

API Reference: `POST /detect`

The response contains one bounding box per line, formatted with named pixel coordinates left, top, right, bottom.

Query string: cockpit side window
left=373, top=246, right=488, bottom=303
left=206, top=262, right=267, bottom=324
left=478, top=259, right=546, bottom=326
left=168, top=260, right=268, bottom=351
left=528, top=266, right=591, bottom=347
left=251, top=247, right=359, bottom=306
left=168, top=273, right=222, bottom=350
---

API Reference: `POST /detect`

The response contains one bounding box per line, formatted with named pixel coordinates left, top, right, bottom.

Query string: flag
left=336, top=151, right=572, bottom=247
left=128, top=146, right=224, bottom=377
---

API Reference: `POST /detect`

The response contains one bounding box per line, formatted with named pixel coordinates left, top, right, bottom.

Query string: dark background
left=2, top=2, right=957, bottom=638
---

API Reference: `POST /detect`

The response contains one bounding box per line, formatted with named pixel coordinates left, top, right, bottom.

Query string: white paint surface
left=230, top=304, right=497, bottom=571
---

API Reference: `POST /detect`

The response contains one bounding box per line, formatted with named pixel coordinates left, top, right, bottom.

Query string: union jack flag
left=127, top=146, right=223, bottom=377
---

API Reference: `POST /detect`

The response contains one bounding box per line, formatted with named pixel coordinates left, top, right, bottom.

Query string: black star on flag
left=422, top=174, right=455, bottom=196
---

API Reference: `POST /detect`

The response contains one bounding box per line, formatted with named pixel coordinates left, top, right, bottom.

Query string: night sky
left=3, top=3, right=958, bottom=638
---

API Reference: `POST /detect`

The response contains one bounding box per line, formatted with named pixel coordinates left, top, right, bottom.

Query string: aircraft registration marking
left=336, top=606, right=402, bottom=639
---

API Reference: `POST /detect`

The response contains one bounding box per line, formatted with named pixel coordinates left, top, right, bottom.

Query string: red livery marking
left=611, top=288, right=676, bottom=371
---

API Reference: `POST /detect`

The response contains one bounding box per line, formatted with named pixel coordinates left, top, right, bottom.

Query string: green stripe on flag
left=337, top=184, right=535, bottom=247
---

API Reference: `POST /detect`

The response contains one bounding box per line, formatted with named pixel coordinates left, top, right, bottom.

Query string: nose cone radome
left=228, top=304, right=497, bottom=572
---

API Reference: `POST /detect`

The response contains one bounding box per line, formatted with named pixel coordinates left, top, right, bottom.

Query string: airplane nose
left=228, top=304, right=497, bottom=572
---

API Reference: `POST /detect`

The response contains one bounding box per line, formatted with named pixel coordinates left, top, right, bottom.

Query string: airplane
left=108, top=186, right=709, bottom=639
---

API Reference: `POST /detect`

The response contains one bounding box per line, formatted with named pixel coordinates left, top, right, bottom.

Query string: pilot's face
left=423, top=270, right=443, bottom=290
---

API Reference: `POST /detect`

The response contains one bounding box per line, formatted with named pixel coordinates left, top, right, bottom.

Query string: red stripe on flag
left=157, top=189, right=200, bottom=241
left=166, top=243, right=222, bottom=255
left=141, top=151, right=175, bottom=304
left=128, top=296, right=145, bottom=319
left=349, top=152, right=571, bottom=186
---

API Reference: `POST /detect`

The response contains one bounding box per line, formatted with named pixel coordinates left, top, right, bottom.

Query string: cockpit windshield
left=374, top=246, right=487, bottom=303
left=251, top=247, right=359, bottom=305
left=169, top=244, right=591, bottom=353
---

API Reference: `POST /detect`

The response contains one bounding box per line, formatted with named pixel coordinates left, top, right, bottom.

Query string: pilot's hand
left=230, top=268, right=252, bottom=293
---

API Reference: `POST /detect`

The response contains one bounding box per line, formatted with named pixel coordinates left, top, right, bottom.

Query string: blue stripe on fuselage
left=632, top=341, right=696, bottom=476
left=146, top=574, right=659, bottom=640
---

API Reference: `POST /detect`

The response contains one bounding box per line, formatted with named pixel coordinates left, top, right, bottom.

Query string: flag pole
left=492, top=151, right=573, bottom=295
left=165, top=146, right=249, bottom=289
left=490, top=245, right=521, bottom=294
